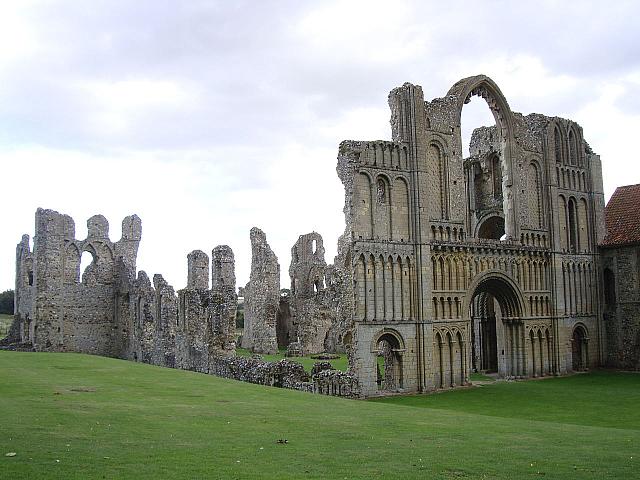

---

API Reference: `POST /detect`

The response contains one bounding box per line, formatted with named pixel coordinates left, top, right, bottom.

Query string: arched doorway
left=467, top=272, right=524, bottom=378
left=372, top=330, right=404, bottom=392
left=572, top=325, right=589, bottom=371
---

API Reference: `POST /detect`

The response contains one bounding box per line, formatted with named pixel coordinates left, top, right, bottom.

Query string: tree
left=0, top=290, right=14, bottom=315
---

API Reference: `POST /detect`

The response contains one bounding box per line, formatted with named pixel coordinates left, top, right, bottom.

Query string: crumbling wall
left=151, top=274, right=178, bottom=368
left=241, top=227, right=279, bottom=354
left=210, top=245, right=238, bottom=357
left=208, top=356, right=360, bottom=398
left=288, top=232, right=333, bottom=354
left=174, top=247, right=238, bottom=372
left=9, top=208, right=357, bottom=399
left=284, top=232, right=353, bottom=355
left=11, top=208, right=141, bottom=356
left=14, top=235, right=35, bottom=344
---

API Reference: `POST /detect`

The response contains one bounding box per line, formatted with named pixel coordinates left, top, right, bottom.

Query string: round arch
left=571, top=323, right=590, bottom=371
left=463, top=270, right=525, bottom=319
left=370, top=327, right=406, bottom=353
left=475, top=213, right=506, bottom=240
left=447, top=75, right=518, bottom=238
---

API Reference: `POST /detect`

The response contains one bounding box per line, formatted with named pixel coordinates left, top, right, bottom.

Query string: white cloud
left=2, top=1, right=640, bottom=293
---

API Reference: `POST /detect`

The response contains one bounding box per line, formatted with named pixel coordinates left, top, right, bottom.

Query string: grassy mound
left=1, top=351, right=638, bottom=479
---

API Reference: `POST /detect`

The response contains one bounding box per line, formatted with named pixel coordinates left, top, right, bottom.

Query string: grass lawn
left=0, top=313, right=13, bottom=338
left=469, top=372, right=496, bottom=382
left=236, top=347, right=349, bottom=372
left=1, top=352, right=639, bottom=479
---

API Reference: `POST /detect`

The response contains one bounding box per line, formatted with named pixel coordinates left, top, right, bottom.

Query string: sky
left=1, top=0, right=639, bottom=292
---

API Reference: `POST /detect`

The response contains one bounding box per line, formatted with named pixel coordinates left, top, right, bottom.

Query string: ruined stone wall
left=10, top=209, right=358, bottom=399
left=339, top=75, right=606, bottom=396
left=601, top=245, right=640, bottom=369
left=208, top=356, right=360, bottom=398
left=14, top=235, right=35, bottom=344
left=287, top=232, right=334, bottom=354
left=12, top=209, right=141, bottom=356
left=241, top=227, right=279, bottom=354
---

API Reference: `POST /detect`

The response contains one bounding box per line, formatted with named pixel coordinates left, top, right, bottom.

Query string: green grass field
left=0, top=313, right=13, bottom=338
left=1, top=351, right=638, bottom=479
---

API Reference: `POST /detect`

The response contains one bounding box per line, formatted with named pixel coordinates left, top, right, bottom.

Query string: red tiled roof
left=602, top=184, right=640, bottom=247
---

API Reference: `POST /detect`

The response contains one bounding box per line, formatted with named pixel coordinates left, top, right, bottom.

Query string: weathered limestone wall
left=601, top=245, right=640, bottom=369
left=280, top=232, right=353, bottom=355
left=10, top=210, right=359, bottom=399
left=208, top=356, right=361, bottom=398
left=288, top=232, right=334, bottom=354
left=242, top=227, right=279, bottom=354
left=338, top=75, right=606, bottom=396
left=12, top=209, right=141, bottom=356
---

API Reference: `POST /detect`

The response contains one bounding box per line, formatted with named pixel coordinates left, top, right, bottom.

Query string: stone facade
left=336, top=76, right=606, bottom=396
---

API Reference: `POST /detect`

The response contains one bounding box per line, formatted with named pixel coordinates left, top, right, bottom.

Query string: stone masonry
left=337, top=75, right=607, bottom=396
left=600, top=184, right=640, bottom=370
left=241, top=227, right=279, bottom=354
left=11, top=73, right=639, bottom=399
left=287, top=232, right=334, bottom=354
left=10, top=209, right=359, bottom=398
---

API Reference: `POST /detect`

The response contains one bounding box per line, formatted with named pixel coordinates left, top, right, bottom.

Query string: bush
left=0, top=290, right=14, bottom=315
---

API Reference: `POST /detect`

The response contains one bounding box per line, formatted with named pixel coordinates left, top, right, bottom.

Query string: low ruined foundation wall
left=207, top=356, right=361, bottom=398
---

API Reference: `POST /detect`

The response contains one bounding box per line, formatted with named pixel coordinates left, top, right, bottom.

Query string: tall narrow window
left=568, top=198, right=578, bottom=253
left=491, top=155, right=502, bottom=200
left=554, top=126, right=563, bottom=164
left=568, top=129, right=578, bottom=166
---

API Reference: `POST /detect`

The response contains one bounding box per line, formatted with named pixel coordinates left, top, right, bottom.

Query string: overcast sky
left=2, top=0, right=639, bottom=292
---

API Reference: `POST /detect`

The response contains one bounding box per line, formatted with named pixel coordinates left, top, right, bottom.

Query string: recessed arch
left=371, top=328, right=406, bottom=392
left=447, top=75, right=517, bottom=238
left=464, top=270, right=524, bottom=319
left=475, top=214, right=505, bottom=240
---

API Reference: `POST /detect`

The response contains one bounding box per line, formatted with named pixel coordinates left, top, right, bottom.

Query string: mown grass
left=469, top=372, right=496, bottom=382
left=1, top=351, right=639, bottom=479
left=0, top=313, right=13, bottom=338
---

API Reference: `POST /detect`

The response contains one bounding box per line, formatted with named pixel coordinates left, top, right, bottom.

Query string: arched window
left=428, top=143, right=449, bottom=219
left=568, top=129, right=578, bottom=166
left=80, top=250, right=96, bottom=284
left=491, top=154, right=502, bottom=200
left=554, top=126, right=563, bottom=164
left=376, top=178, right=387, bottom=204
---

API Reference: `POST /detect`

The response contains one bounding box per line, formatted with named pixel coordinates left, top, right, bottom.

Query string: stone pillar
left=187, top=250, right=209, bottom=290
left=242, top=228, right=279, bottom=354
